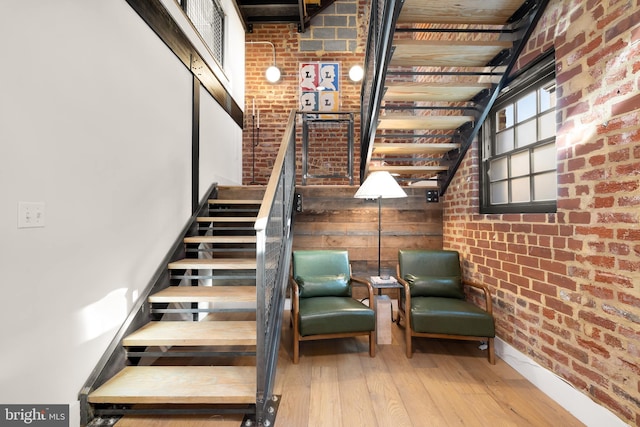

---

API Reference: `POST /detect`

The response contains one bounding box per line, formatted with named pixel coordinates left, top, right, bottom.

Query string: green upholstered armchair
left=290, top=250, right=376, bottom=364
left=396, top=249, right=496, bottom=364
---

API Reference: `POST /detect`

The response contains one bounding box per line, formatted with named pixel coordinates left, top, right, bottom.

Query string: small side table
left=370, top=276, right=402, bottom=345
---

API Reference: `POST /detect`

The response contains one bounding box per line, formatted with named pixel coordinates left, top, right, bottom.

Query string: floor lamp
left=354, top=171, right=407, bottom=277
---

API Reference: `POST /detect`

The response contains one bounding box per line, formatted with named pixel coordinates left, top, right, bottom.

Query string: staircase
left=86, top=186, right=267, bottom=424
left=360, top=0, right=549, bottom=194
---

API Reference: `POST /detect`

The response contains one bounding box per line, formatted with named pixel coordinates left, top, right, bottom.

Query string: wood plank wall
left=291, top=186, right=443, bottom=278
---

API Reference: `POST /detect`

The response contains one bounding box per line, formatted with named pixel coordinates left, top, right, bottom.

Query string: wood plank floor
left=115, top=310, right=584, bottom=427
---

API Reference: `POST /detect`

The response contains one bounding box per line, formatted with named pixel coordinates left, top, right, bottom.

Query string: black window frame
left=180, top=0, right=225, bottom=67
left=480, top=49, right=557, bottom=214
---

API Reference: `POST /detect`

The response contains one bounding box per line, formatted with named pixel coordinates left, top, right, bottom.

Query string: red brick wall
left=243, top=1, right=368, bottom=185
left=443, top=0, right=640, bottom=424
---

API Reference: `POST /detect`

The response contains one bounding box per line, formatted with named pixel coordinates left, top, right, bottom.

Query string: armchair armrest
left=351, top=276, right=375, bottom=304
left=463, top=281, right=493, bottom=315
left=396, top=276, right=412, bottom=310
left=289, top=276, right=300, bottom=317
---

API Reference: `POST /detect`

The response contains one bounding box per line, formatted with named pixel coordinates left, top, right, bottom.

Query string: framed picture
left=299, top=62, right=340, bottom=113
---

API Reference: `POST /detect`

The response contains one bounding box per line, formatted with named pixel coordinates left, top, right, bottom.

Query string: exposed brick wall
left=243, top=0, right=368, bottom=185
left=443, top=0, right=640, bottom=424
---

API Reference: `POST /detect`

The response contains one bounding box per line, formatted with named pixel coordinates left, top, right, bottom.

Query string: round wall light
left=266, top=65, right=281, bottom=83
left=348, top=65, right=364, bottom=82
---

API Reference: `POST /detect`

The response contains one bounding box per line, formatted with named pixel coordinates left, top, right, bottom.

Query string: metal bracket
left=242, top=395, right=281, bottom=427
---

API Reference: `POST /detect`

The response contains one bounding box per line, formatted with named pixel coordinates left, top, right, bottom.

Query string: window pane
left=510, top=151, right=530, bottom=177
left=539, top=111, right=556, bottom=140
left=489, top=157, right=508, bottom=181
left=496, top=129, right=514, bottom=154
left=490, top=181, right=508, bottom=204
left=496, top=105, right=514, bottom=131
left=540, top=85, right=556, bottom=111
left=481, top=53, right=556, bottom=213
left=532, top=143, right=556, bottom=173
left=516, top=92, right=537, bottom=122
left=516, top=120, right=537, bottom=148
left=186, top=0, right=224, bottom=65
left=534, top=172, right=557, bottom=200
left=511, top=177, right=531, bottom=202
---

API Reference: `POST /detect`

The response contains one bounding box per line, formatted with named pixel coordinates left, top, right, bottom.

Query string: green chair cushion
left=298, top=297, right=375, bottom=336
left=404, top=274, right=464, bottom=299
left=410, top=297, right=495, bottom=337
left=296, top=274, right=350, bottom=298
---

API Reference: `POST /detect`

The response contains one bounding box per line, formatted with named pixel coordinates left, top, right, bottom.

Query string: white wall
left=200, top=86, right=244, bottom=192
left=0, top=1, right=244, bottom=424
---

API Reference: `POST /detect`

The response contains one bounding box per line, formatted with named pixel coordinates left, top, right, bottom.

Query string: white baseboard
left=495, top=338, right=629, bottom=427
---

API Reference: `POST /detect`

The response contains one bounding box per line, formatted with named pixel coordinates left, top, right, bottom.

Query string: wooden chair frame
left=290, top=274, right=376, bottom=364
left=396, top=265, right=495, bottom=364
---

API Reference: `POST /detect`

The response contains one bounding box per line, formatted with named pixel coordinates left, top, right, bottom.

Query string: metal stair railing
left=253, top=109, right=297, bottom=426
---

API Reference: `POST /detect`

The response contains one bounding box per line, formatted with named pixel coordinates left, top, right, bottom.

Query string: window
left=480, top=50, right=557, bottom=214
left=180, top=0, right=225, bottom=66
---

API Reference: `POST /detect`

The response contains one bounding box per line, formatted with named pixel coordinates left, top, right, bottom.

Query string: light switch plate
left=18, top=202, right=45, bottom=228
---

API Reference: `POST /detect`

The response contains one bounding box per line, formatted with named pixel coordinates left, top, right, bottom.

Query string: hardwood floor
left=116, top=310, right=584, bottom=426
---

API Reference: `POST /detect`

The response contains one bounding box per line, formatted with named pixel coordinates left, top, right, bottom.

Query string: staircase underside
left=237, top=0, right=336, bottom=32
left=364, top=0, right=548, bottom=194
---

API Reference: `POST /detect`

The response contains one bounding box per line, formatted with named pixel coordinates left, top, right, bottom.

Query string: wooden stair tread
left=398, top=0, right=525, bottom=25
left=384, top=83, right=491, bottom=102
left=208, top=199, right=262, bottom=205
left=391, top=40, right=512, bottom=68
left=369, top=165, right=449, bottom=174
left=378, top=115, right=473, bottom=130
left=123, top=321, right=256, bottom=347
left=373, top=143, right=460, bottom=155
left=196, top=216, right=256, bottom=223
left=168, top=258, right=256, bottom=270
left=149, top=286, right=256, bottom=304
left=88, top=366, right=256, bottom=404
left=184, top=236, right=257, bottom=244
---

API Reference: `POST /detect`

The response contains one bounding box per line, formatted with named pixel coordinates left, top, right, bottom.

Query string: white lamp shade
left=266, top=66, right=281, bottom=82
left=354, top=171, right=407, bottom=199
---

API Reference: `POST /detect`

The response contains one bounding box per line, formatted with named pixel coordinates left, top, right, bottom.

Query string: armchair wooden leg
left=293, top=334, right=300, bottom=364
left=405, top=326, right=413, bottom=358
left=292, top=313, right=300, bottom=364
left=369, top=331, right=376, bottom=357
left=488, top=337, right=495, bottom=364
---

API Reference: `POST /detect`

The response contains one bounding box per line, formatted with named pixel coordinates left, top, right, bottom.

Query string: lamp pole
left=377, top=196, right=382, bottom=277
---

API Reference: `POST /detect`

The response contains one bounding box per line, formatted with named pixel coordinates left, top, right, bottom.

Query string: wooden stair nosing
left=149, top=286, right=257, bottom=304
left=377, top=115, right=473, bottom=131
left=368, top=165, right=449, bottom=174
left=184, top=236, right=257, bottom=244
left=196, top=216, right=256, bottom=223
left=87, top=366, right=256, bottom=404
left=373, top=143, right=461, bottom=155
left=390, top=40, right=512, bottom=68
left=398, top=0, right=525, bottom=25
left=168, top=258, right=257, bottom=270
left=208, top=199, right=262, bottom=205
left=383, top=83, right=490, bottom=103
left=123, top=321, right=257, bottom=347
